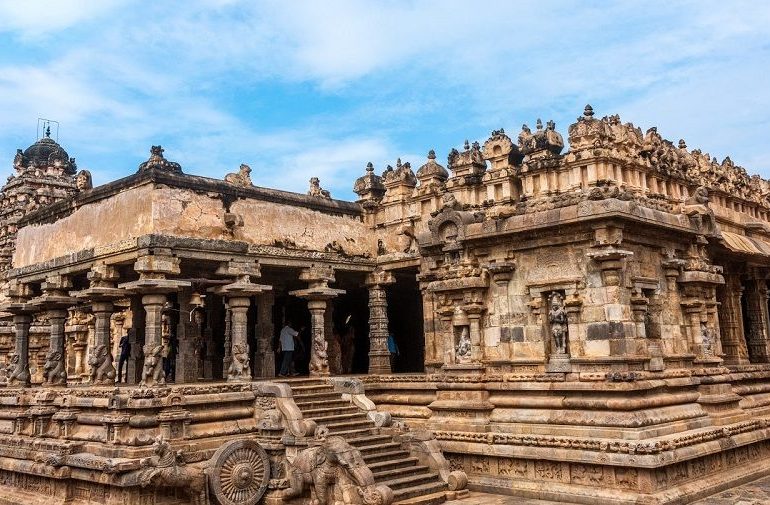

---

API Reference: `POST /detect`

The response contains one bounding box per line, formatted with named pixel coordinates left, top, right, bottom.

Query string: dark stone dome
left=20, top=136, right=76, bottom=175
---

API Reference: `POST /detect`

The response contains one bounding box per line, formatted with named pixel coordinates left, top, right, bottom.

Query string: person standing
left=387, top=332, right=399, bottom=372
left=278, top=322, right=299, bottom=377
left=117, top=334, right=131, bottom=383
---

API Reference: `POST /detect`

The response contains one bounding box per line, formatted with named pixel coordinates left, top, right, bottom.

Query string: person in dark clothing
left=117, top=334, right=131, bottom=383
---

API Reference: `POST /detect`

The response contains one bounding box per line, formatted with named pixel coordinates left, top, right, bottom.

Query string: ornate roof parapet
left=448, top=140, right=486, bottom=183
left=482, top=128, right=521, bottom=170
left=416, top=150, right=449, bottom=185
left=353, top=162, right=386, bottom=203
left=518, top=119, right=564, bottom=159
left=565, top=105, right=770, bottom=211
left=137, top=145, right=182, bottom=173
left=382, top=158, right=417, bottom=189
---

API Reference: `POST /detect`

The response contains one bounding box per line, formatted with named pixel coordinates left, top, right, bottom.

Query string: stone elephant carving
left=283, top=435, right=393, bottom=505
left=136, top=438, right=208, bottom=505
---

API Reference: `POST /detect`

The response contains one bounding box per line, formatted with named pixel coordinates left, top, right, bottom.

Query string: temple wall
left=13, top=184, right=155, bottom=267
left=13, top=183, right=376, bottom=268
left=230, top=198, right=375, bottom=256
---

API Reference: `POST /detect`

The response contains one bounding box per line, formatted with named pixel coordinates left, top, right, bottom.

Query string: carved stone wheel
left=209, top=439, right=270, bottom=505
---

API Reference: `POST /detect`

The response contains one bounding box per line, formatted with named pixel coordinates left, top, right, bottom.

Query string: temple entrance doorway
left=333, top=287, right=370, bottom=374
left=387, top=267, right=424, bottom=373
left=273, top=294, right=311, bottom=375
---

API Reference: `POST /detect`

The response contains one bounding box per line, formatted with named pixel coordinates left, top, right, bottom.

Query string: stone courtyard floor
left=445, top=474, right=770, bottom=504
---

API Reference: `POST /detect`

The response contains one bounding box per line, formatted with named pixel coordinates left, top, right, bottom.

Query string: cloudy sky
left=0, top=0, right=768, bottom=200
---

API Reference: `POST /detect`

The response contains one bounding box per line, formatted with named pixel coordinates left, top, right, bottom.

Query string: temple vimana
left=1, top=105, right=770, bottom=505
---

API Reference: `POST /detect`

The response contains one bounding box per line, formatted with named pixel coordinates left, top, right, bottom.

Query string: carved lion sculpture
left=137, top=437, right=208, bottom=505
left=142, top=344, right=165, bottom=385
left=88, top=344, right=116, bottom=384
left=5, top=353, right=28, bottom=385
left=308, top=177, right=331, bottom=198
left=283, top=435, right=392, bottom=505
left=224, top=163, right=253, bottom=187
left=309, top=334, right=329, bottom=376
left=43, top=350, right=66, bottom=385
left=227, top=343, right=250, bottom=380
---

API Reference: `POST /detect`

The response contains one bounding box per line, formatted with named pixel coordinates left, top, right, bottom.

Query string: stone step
left=394, top=490, right=447, bottom=505
left=327, top=427, right=378, bottom=438
left=295, top=399, right=351, bottom=410
left=307, top=412, right=370, bottom=424
left=292, top=391, right=342, bottom=401
left=290, top=384, right=336, bottom=394
left=380, top=472, right=442, bottom=491
left=348, top=434, right=395, bottom=448
left=325, top=419, right=374, bottom=433
left=363, top=448, right=412, bottom=464
left=357, top=441, right=402, bottom=454
left=372, top=464, right=430, bottom=481
left=300, top=405, right=359, bottom=417
left=368, top=456, right=421, bottom=473
left=280, top=377, right=328, bottom=386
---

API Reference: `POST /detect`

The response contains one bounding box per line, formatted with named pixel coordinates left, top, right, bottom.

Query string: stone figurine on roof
left=137, top=145, right=183, bottom=173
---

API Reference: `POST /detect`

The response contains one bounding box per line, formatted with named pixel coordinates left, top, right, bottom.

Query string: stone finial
left=416, top=150, right=448, bottom=182
left=137, top=145, right=183, bottom=173
left=353, top=162, right=385, bottom=201
left=678, top=139, right=687, bottom=149
left=536, top=118, right=543, bottom=130
left=584, top=104, right=594, bottom=117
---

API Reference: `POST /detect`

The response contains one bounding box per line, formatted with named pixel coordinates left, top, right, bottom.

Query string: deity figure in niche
left=548, top=292, right=568, bottom=355
left=456, top=326, right=472, bottom=364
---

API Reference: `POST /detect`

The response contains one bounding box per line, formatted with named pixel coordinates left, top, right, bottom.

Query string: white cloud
left=0, top=0, right=768, bottom=195
left=0, top=0, right=125, bottom=38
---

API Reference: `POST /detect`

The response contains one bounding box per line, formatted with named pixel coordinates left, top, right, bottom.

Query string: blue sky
left=0, top=0, right=768, bottom=201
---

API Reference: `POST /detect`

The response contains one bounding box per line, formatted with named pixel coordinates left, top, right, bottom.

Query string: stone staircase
left=286, top=377, right=449, bottom=505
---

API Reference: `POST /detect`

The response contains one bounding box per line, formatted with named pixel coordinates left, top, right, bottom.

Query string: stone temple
left=1, top=106, right=770, bottom=505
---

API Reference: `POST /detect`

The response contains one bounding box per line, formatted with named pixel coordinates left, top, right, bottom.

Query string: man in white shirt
left=278, top=322, right=299, bottom=376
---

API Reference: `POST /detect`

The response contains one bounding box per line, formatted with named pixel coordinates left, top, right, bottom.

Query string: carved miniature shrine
left=1, top=106, right=770, bottom=504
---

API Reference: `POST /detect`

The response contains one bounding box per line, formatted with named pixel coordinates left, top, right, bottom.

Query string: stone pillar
left=365, top=269, right=395, bottom=375
left=307, top=299, right=330, bottom=376
left=227, top=296, right=251, bottom=381
left=90, top=301, right=116, bottom=384
left=8, top=314, right=32, bottom=387
left=466, top=308, right=484, bottom=364
left=290, top=266, right=344, bottom=377
left=111, top=313, right=125, bottom=371
left=176, top=289, right=203, bottom=384
left=718, top=276, right=749, bottom=364
left=256, top=292, right=276, bottom=378
left=141, top=294, right=167, bottom=386
left=44, top=309, right=68, bottom=386
left=325, top=304, right=339, bottom=375
left=745, top=280, right=770, bottom=363
left=223, top=303, right=232, bottom=375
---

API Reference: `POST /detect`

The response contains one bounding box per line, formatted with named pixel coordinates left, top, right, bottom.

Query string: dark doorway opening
left=273, top=295, right=311, bottom=375
left=387, top=267, right=424, bottom=373
left=333, top=287, right=370, bottom=374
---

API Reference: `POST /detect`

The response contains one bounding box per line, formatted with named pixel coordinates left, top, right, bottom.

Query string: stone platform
left=445, top=474, right=770, bottom=505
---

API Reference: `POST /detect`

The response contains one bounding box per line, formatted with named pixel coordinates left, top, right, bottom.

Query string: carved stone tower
left=0, top=131, right=80, bottom=273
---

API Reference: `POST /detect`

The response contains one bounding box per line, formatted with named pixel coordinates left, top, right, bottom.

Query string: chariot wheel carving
left=209, top=439, right=270, bottom=505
